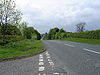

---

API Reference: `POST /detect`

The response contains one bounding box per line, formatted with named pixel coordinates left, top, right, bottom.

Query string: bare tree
left=76, top=22, right=86, bottom=32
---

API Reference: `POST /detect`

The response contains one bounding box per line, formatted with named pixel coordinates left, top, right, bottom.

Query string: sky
left=14, top=0, right=100, bottom=33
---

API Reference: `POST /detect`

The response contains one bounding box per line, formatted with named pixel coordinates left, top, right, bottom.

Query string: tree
left=48, top=27, right=59, bottom=39
left=0, top=24, right=21, bottom=35
left=59, top=28, right=66, bottom=33
left=0, top=0, right=22, bottom=25
left=23, top=27, right=41, bottom=40
left=0, top=0, right=22, bottom=45
left=76, top=22, right=86, bottom=32
left=33, top=30, right=41, bottom=40
left=23, top=27, right=34, bottom=39
left=18, top=21, right=27, bottom=35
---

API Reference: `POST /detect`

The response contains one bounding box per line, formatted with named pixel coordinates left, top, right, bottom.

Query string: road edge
left=0, top=48, right=46, bottom=62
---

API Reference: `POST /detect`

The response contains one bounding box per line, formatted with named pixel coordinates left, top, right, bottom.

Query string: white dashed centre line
left=83, top=48, right=100, bottom=55
left=64, top=44, right=74, bottom=47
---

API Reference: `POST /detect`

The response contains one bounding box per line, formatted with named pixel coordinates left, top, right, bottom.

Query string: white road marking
left=39, top=56, right=43, bottom=58
left=49, top=61, right=54, bottom=66
left=46, top=51, right=50, bottom=56
left=47, top=56, right=50, bottom=59
left=39, top=54, right=43, bottom=57
left=39, top=54, right=43, bottom=59
left=83, top=48, right=100, bottom=55
left=45, top=51, right=56, bottom=71
left=65, top=44, right=74, bottom=47
left=46, top=51, right=49, bottom=54
left=53, top=73, right=59, bottom=75
left=48, top=59, right=51, bottom=62
left=43, top=74, right=46, bottom=75
left=39, top=62, right=44, bottom=65
left=39, top=59, right=43, bottom=62
left=39, top=66, right=45, bottom=71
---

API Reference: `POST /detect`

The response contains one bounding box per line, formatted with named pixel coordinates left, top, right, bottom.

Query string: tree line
left=44, top=28, right=100, bottom=40
left=0, top=0, right=41, bottom=46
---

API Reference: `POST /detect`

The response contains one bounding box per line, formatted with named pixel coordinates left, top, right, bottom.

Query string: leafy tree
left=59, top=28, right=66, bottom=33
left=0, top=24, right=21, bottom=35
left=23, top=27, right=41, bottom=40
left=23, top=27, right=34, bottom=39
left=34, top=30, right=41, bottom=40
left=0, top=24, right=22, bottom=45
left=0, top=0, right=22, bottom=25
left=18, top=21, right=27, bottom=35
left=0, top=0, right=22, bottom=45
left=55, top=28, right=66, bottom=39
left=48, top=27, right=59, bottom=39
left=45, top=28, right=66, bottom=40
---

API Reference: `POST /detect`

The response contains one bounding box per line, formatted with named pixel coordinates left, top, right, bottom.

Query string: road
left=0, top=40, right=100, bottom=75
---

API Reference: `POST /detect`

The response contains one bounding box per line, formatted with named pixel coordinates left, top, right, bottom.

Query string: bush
left=0, top=24, right=21, bottom=35
left=66, top=30, right=100, bottom=40
left=45, top=28, right=100, bottom=40
left=0, top=35, right=23, bottom=45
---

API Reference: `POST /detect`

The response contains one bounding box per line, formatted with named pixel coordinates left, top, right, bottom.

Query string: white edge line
left=83, top=48, right=100, bottom=55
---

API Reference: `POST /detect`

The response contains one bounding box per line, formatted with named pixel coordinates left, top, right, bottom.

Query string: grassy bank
left=0, top=40, right=44, bottom=59
left=59, top=38, right=100, bottom=45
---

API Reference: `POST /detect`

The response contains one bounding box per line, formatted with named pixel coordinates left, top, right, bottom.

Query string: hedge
left=0, top=35, right=24, bottom=45
left=65, top=30, right=100, bottom=40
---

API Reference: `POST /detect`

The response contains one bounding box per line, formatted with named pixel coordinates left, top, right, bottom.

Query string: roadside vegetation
left=44, top=26, right=100, bottom=45
left=0, top=40, right=44, bottom=59
left=0, top=0, right=43, bottom=59
left=60, top=38, right=100, bottom=45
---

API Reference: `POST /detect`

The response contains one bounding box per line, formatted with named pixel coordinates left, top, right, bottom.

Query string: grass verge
left=59, top=38, right=100, bottom=45
left=0, top=40, right=44, bottom=59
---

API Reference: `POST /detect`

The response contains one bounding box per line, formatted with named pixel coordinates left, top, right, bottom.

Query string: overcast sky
left=15, top=0, right=100, bottom=33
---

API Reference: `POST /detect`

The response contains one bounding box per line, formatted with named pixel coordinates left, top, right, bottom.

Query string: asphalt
left=0, top=40, right=100, bottom=75
left=42, top=40, right=100, bottom=75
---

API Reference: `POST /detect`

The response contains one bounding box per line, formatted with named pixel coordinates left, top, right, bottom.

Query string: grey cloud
left=20, top=0, right=100, bottom=33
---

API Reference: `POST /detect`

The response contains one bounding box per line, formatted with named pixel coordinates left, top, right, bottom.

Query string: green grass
left=59, top=38, right=100, bottom=45
left=0, top=40, right=44, bottom=59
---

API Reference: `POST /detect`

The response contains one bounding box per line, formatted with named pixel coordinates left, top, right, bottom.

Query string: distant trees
left=23, top=27, right=41, bottom=40
left=44, top=27, right=100, bottom=40
left=47, top=27, right=59, bottom=39
left=76, top=22, right=86, bottom=32
left=44, top=28, right=66, bottom=40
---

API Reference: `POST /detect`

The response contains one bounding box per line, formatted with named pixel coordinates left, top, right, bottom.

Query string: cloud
left=14, top=0, right=100, bottom=33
